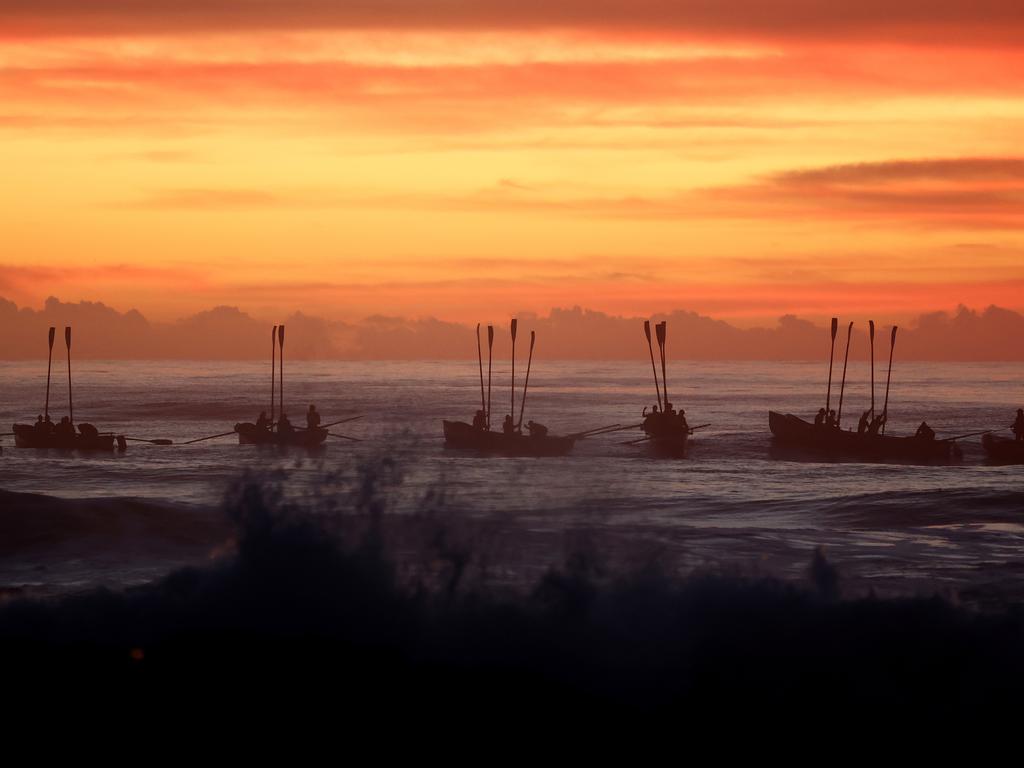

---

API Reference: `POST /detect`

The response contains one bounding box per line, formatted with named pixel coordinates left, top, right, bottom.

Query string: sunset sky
left=3, top=1, right=1024, bottom=327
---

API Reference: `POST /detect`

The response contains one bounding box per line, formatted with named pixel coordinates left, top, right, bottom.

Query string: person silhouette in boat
left=678, top=408, right=689, bottom=433
left=857, top=410, right=870, bottom=434
left=526, top=420, right=548, bottom=438
left=814, top=408, right=826, bottom=427
left=472, top=409, right=487, bottom=430
left=255, top=411, right=270, bottom=431
left=55, top=416, right=75, bottom=438
left=277, top=412, right=293, bottom=434
left=34, top=415, right=45, bottom=433
left=868, top=412, right=885, bottom=435
left=915, top=421, right=935, bottom=440
left=306, top=404, right=321, bottom=430
left=826, top=409, right=837, bottom=428
left=1012, top=408, right=1024, bottom=441
left=502, top=414, right=515, bottom=435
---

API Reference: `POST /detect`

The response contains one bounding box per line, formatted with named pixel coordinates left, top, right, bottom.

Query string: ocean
left=1, top=359, right=1022, bottom=604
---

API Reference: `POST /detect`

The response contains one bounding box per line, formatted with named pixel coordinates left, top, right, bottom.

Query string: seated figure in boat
left=642, top=404, right=660, bottom=431
left=826, top=409, right=837, bottom=428
left=502, top=414, right=515, bottom=434
left=277, top=412, right=294, bottom=434
left=55, top=416, right=75, bottom=437
left=1013, top=408, right=1024, bottom=441
left=814, top=408, right=826, bottom=427
left=472, top=409, right=487, bottom=430
left=678, top=408, right=689, bottom=433
left=78, top=423, right=99, bottom=439
left=307, top=404, right=321, bottom=429
left=33, top=415, right=46, bottom=433
left=857, top=410, right=870, bottom=434
left=915, top=421, right=935, bottom=441
left=255, top=411, right=270, bottom=431
left=526, top=420, right=548, bottom=439
left=867, top=412, right=885, bottom=435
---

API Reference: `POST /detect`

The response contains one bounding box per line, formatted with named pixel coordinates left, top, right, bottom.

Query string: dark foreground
left=2, top=477, right=1024, bottom=725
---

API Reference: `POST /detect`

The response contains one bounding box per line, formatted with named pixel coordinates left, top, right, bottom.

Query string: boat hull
left=982, top=433, right=1024, bottom=464
left=12, top=423, right=121, bottom=451
left=768, top=411, right=953, bottom=464
left=234, top=423, right=328, bottom=447
left=442, top=420, right=575, bottom=457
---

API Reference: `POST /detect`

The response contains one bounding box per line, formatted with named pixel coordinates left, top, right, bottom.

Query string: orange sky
left=3, top=1, right=1024, bottom=327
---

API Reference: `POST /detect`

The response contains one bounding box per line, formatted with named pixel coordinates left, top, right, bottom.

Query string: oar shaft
left=837, top=321, right=853, bottom=426
left=517, top=331, right=535, bottom=429
left=44, top=327, right=55, bottom=419
left=487, top=325, right=494, bottom=429
left=182, top=430, right=237, bottom=445
left=65, top=326, right=73, bottom=425
left=270, top=325, right=277, bottom=421
left=826, top=317, right=837, bottom=413
left=644, top=321, right=662, bottom=411
left=869, top=320, right=876, bottom=419
left=477, top=324, right=486, bottom=414
left=881, top=326, right=898, bottom=435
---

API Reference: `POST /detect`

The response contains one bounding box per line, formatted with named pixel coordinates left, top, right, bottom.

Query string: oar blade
left=488, top=325, right=494, bottom=347
left=891, top=325, right=898, bottom=345
left=869, top=319, right=875, bottom=340
left=48, top=327, right=55, bottom=348
left=64, top=326, right=71, bottom=349
left=644, top=320, right=652, bottom=342
left=831, top=317, right=838, bottom=339
left=278, top=324, right=285, bottom=347
left=510, top=318, right=517, bottom=341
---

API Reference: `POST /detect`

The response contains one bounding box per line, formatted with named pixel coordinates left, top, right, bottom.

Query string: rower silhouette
left=915, top=421, right=935, bottom=441
left=255, top=411, right=270, bottom=431
left=857, top=410, right=870, bottom=434
left=826, top=409, right=837, bottom=428
left=526, top=420, right=548, bottom=438
left=1013, top=409, right=1024, bottom=442
left=868, top=413, right=885, bottom=435
left=472, top=409, right=487, bottom=430
left=678, top=409, right=689, bottom=433
left=814, top=408, right=826, bottom=427
left=502, top=414, right=515, bottom=435
left=306, top=404, right=321, bottom=429
left=277, top=412, right=293, bottom=434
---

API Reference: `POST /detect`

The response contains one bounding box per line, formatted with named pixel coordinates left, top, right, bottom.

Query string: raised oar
left=510, top=318, right=517, bottom=426
left=517, top=330, right=536, bottom=430
left=622, top=436, right=653, bottom=445
left=688, top=423, right=711, bottom=432
left=182, top=430, right=237, bottom=445
left=65, top=326, right=73, bottom=425
left=327, top=432, right=363, bottom=442
left=124, top=437, right=174, bottom=445
left=278, top=324, right=285, bottom=420
left=836, top=321, right=853, bottom=427
left=486, top=325, right=494, bottom=429
left=44, top=326, right=55, bottom=420
left=881, top=325, right=898, bottom=435
left=270, top=324, right=277, bottom=422
left=825, top=317, right=838, bottom=416
left=644, top=320, right=662, bottom=411
left=655, top=322, right=668, bottom=407
left=476, top=323, right=486, bottom=417
left=869, top=320, right=876, bottom=421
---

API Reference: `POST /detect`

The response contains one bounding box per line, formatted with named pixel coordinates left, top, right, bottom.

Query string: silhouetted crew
left=255, top=411, right=269, bottom=431
left=56, top=416, right=75, bottom=438
left=826, top=409, right=837, bottom=428
left=34, top=415, right=45, bottom=432
left=678, top=409, right=689, bottom=433
left=915, top=421, right=935, bottom=441
left=306, top=404, right=321, bottom=429
left=868, top=413, right=885, bottom=436
left=857, top=410, right=870, bottom=434
left=472, top=409, right=487, bottom=430
left=526, top=420, right=548, bottom=438
left=814, top=408, right=826, bottom=427
left=277, top=412, right=293, bottom=434
left=502, top=414, right=515, bottom=434
left=1013, top=409, right=1024, bottom=442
